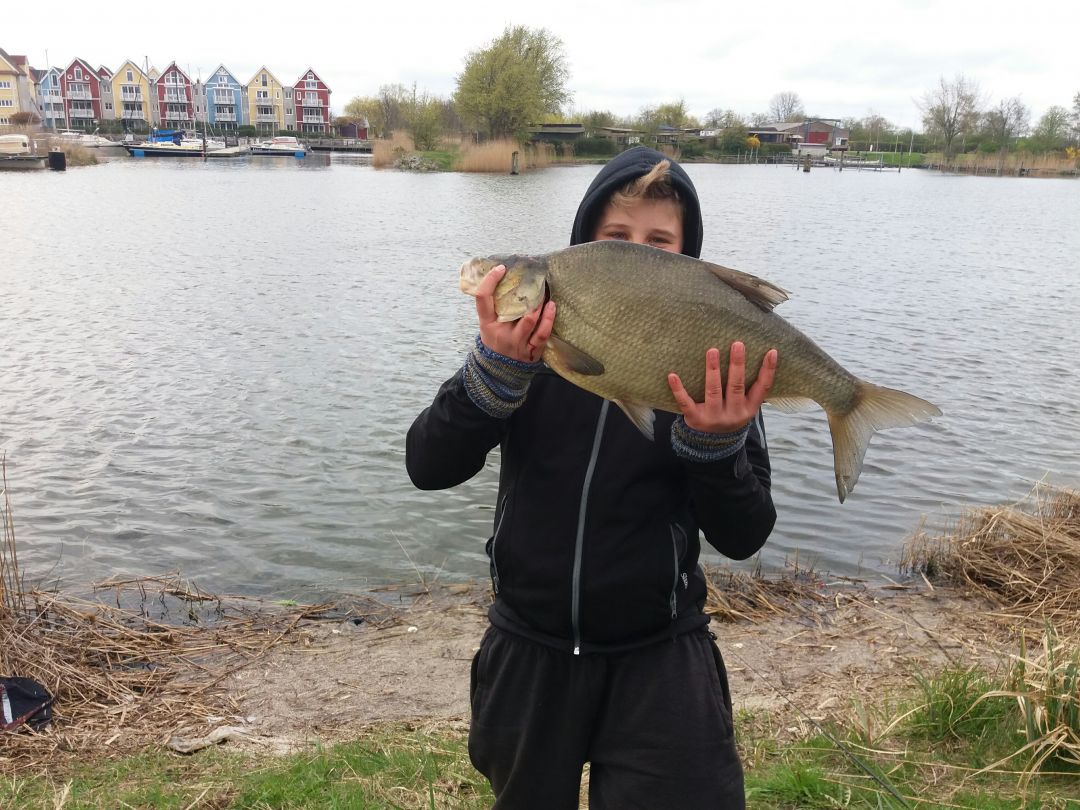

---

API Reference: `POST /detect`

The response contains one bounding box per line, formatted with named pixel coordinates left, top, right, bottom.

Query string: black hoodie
left=406, top=147, right=775, bottom=653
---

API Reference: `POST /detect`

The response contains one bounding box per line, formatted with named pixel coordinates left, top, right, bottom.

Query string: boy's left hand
left=667, top=343, right=778, bottom=434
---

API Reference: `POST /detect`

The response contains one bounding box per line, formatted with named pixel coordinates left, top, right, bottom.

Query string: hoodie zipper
left=669, top=523, right=686, bottom=620
left=490, top=493, right=509, bottom=594
left=572, top=401, right=609, bottom=655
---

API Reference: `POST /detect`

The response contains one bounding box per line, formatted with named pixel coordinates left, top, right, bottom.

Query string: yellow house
left=246, top=66, right=285, bottom=133
left=112, top=59, right=151, bottom=130
left=0, top=49, right=25, bottom=126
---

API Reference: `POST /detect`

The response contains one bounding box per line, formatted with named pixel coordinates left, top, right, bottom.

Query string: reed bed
left=371, top=131, right=416, bottom=168
left=902, top=485, right=1080, bottom=637
left=925, top=151, right=1079, bottom=177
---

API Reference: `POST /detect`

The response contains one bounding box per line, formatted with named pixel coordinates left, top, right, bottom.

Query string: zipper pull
left=670, top=592, right=678, bottom=620
left=573, top=644, right=580, bottom=655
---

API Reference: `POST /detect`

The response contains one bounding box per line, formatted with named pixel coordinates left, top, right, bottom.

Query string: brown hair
left=608, top=159, right=682, bottom=209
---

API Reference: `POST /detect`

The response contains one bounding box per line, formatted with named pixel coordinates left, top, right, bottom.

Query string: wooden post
left=511, top=151, right=519, bottom=175
left=802, top=153, right=811, bottom=172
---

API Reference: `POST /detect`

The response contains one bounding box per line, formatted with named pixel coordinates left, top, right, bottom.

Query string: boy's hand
left=668, top=343, right=778, bottom=434
left=476, top=265, right=556, bottom=363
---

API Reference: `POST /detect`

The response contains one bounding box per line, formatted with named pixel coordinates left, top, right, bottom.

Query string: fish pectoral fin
left=546, top=335, right=604, bottom=376
left=613, top=400, right=655, bottom=441
left=764, top=395, right=818, bottom=413
left=703, top=262, right=790, bottom=312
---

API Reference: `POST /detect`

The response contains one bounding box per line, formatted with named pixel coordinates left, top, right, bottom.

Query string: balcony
left=252, top=96, right=278, bottom=106
left=121, top=91, right=143, bottom=102
left=163, top=93, right=188, bottom=104
left=70, top=108, right=95, bottom=118
left=67, top=89, right=92, bottom=100
left=214, top=112, right=237, bottom=122
left=299, top=98, right=324, bottom=107
left=256, top=113, right=278, bottom=123
left=213, top=92, right=234, bottom=104
left=121, top=109, right=145, bottom=119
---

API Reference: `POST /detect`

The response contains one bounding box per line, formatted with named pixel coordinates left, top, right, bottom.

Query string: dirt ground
left=218, top=580, right=1018, bottom=753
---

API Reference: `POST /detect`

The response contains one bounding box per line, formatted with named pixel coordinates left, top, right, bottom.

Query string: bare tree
left=983, top=97, right=1029, bottom=173
left=918, top=74, right=983, bottom=159
left=768, top=91, right=804, bottom=123
left=1071, top=91, right=1080, bottom=147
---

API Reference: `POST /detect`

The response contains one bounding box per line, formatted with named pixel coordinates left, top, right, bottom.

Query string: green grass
left=6, top=662, right=1080, bottom=809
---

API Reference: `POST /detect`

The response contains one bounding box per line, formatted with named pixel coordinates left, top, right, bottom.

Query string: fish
left=459, top=240, right=941, bottom=502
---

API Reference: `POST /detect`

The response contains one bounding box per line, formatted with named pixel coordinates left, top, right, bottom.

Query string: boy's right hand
left=476, top=265, right=557, bottom=364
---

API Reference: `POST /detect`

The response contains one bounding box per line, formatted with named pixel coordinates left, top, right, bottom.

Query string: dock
left=306, top=138, right=373, bottom=154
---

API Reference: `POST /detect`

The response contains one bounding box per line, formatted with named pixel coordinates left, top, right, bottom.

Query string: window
left=0, top=100, right=13, bottom=107
left=261, top=74, right=267, bottom=87
left=75, top=67, right=82, bottom=79
left=285, top=89, right=291, bottom=99
left=105, top=102, right=112, bottom=110
left=305, top=80, right=316, bottom=89
left=0, top=81, right=10, bottom=89
left=127, top=70, right=133, bottom=81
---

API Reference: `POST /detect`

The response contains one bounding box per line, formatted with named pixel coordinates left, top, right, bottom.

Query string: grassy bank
left=5, top=648, right=1078, bottom=808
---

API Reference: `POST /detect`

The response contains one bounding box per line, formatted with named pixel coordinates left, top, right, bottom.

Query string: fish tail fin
left=827, top=381, right=942, bottom=503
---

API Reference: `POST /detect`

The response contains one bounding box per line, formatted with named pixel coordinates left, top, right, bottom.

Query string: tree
left=768, top=91, right=804, bottom=123
left=454, top=26, right=571, bottom=141
left=1070, top=92, right=1080, bottom=146
left=1029, top=105, right=1070, bottom=152
left=981, top=97, right=1029, bottom=170
left=404, top=86, right=444, bottom=151
left=918, top=74, right=982, bottom=159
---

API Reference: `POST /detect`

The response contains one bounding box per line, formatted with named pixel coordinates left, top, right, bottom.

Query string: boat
left=55, top=129, right=117, bottom=148
left=250, top=136, right=306, bottom=157
left=123, top=129, right=227, bottom=158
left=0, top=134, right=47, bottom=171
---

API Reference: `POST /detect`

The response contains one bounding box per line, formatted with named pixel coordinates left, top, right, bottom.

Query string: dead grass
left=926, top=151, right=1079, bottom=177
left=371, top=130, right=416, bottom=168
left=0, top=457, right=380, bottom=773
left=902, top=484, right=1080, bottom=638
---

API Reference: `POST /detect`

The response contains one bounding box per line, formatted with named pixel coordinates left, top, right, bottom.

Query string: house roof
left=208, top=64, right=240, bottom=84
left=161, top=61, right=193, bottom=83
left=529, top=123, right=585, bottom=135
left=248, top=65, right=283, bottom=86
left=0, top=48, right=27, bottom=74
left=114, top=60, right=149, bottom=81
left=295, top=67, right=330, bottom=92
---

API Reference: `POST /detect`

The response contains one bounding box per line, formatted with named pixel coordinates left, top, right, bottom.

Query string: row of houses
left=528, top=120, right=850, bottom=150
left=1, top=47, right=333, bottom=134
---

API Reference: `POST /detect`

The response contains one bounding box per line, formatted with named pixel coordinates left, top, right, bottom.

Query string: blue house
left=35, top=66, right=65, bottom=129
left=203, top=64, right=244, bottom=130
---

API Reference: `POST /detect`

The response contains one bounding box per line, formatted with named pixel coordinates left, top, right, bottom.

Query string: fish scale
left=460, top=240, right=940, bottom=502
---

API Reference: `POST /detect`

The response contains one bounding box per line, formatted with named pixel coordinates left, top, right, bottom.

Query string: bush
left=759, top=143, right=792, bottom=158
left=574, top=136, right=618, bottom=157
left=678, top=139, right=706, bottom=158
left=237, top=126, right=257, bottom=137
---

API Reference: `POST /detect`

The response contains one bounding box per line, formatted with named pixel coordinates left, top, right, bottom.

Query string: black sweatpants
left=468, top=625, right=745, bottom=809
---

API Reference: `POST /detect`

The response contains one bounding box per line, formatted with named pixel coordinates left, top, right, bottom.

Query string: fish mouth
left=458, top=258, right=487, bottom=296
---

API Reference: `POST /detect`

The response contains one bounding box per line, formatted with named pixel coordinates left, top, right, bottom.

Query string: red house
left=60, top=57, right=103, bottom=127
left=293, top=68, right=331, bottom=134
left=156, top=62, right=194, bottom=128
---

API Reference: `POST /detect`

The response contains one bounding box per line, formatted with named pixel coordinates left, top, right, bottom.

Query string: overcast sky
left=7, top=0, right=1077, bottom=130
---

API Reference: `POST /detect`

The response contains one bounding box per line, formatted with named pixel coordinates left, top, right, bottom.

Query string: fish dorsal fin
left=703, top=261, right=790, bottom=312
left=614, top=399, right=655, bottom=441
left=546, top=335, right=605, bottom=376
left=765, top=395, right=818, bottom=413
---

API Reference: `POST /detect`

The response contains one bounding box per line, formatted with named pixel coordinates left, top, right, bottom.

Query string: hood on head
left=569, top=146, right=704, bottom=259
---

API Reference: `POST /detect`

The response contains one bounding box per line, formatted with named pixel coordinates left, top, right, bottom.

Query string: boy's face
left=593, top=198, right=684, bottom=254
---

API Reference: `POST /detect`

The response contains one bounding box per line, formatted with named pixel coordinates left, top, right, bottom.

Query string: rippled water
left=4, top=156, right=1079, bottom=598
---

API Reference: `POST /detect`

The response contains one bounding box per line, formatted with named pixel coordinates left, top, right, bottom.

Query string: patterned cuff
left=670, top=416, right=750, bottom=463
left=462, top=335, right=545, bottom=419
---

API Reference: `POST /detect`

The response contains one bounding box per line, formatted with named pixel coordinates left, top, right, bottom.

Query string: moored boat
left=124, top=129, right=227, bottom=157
left=0, top=134, right=48, bottom=171
left=55, top=129, right=117, bottom=148
left=250, top=136, right=306, bottom=157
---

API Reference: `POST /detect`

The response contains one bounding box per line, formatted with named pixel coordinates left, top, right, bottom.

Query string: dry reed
left=372, top=131, right=417, bottom=168
left=704, top=561, right=830, bottom=624
left=902, top=485, right=1080, bottom=637
left=0, top=457, right=387, bottom=772
left=926, top=151, right=1079, bottom=177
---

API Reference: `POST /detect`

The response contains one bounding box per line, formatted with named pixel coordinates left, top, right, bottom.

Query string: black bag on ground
left=1, top=677, right=53, bottom=731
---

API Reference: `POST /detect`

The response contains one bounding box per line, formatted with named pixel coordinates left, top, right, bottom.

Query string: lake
left=3, top=154, right=1078, bottom=600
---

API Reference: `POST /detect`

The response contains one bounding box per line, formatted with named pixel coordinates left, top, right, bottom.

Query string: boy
left=406, top=146, right=777, bottom=808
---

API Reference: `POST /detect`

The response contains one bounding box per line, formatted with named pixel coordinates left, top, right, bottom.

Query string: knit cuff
left=462, top=335, right=544, bottom=419
left=670, top=417, right=750, bottom=463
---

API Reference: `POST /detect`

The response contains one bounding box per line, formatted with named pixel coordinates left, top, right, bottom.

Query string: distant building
left=60, top=57, right=105, bottom=128
left=35, top=66, right=65, bottom=128
left=293, top=68, right=331, bottom=134
left=202, top=65, right=244, bottom=130
left=155, top=62, right=194, bottom=129
left=748, top=119, right=849, bottom=150
left=336, top=119, right=369, bottom=139
left=527, top=123, right=585, bottom=143
left=246, top=67, right=286, bottom=133
left=112, top=60, right=152, bottom=131
left=595, top=126, right=644, bottom=146
left=0, top=48, right=39, bottom=125
left=97, top=65, right=114, bottom=121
